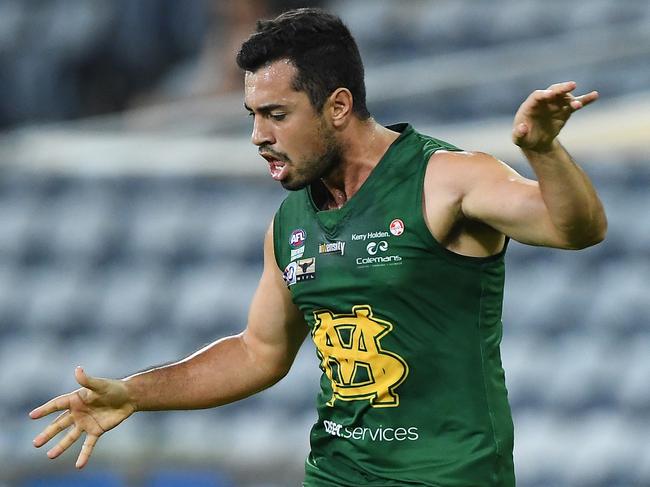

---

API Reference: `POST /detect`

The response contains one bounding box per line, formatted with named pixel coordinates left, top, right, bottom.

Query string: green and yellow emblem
left=312, top=305, right=409, bottom=408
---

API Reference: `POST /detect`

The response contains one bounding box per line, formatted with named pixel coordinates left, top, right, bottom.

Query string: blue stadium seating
left=0, top=161, right=648, bottom=486
left=22, top=471, right=125, bottom=487
left=145, top=469, right=233, bottom=487
left=1, top=0, right=649, bottom=485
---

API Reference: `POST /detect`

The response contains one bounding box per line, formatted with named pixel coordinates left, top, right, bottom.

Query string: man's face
left=244, top=59, right=341, bottom=190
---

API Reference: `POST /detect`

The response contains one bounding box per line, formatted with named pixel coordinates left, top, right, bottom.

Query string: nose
left=251, top=116, right=275, bottom=147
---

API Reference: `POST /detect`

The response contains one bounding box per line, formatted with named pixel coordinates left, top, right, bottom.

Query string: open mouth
left=261, top=153, right=288, bottom=181
left=269, top=161, right=287, bottom=180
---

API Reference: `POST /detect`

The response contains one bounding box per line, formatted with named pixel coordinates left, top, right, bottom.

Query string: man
left=30, top=8, right=606, bottom=486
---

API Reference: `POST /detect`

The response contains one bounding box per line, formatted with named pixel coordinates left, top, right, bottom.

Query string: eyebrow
left=243, top=102, right=287, bottom=114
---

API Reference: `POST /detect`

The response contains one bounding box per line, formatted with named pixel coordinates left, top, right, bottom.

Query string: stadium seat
left=22, top=470, right=125, bottom=487
left=145, top=469, right=233, bottom=487
left=1, top=163, right=648, bottom=487
left=1, top=0, right=649, bottom=484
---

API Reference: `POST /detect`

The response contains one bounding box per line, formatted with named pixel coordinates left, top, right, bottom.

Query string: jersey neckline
left=305, top=123, right=414, bottom=236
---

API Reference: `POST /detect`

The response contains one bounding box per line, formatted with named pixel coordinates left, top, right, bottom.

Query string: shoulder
left=425, top=150, right=520, bottom=195
left=428, top=149, right=503, bottom=172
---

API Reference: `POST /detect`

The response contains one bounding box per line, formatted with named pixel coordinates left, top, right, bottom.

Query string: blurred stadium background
left=1, top=0, right=649, bottom=486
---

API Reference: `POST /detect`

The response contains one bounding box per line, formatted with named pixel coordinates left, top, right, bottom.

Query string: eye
left=271, top=113, right=286, bottom=121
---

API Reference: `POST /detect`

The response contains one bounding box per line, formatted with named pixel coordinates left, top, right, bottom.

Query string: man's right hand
left=29, top=366, right=136, bottom=469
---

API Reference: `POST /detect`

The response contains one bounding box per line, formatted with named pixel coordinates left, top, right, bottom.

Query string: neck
left=319, top=119, right=400, bottom=209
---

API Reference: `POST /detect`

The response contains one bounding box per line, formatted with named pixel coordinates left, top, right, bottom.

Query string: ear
left=328, top=88, right=353, bottom=128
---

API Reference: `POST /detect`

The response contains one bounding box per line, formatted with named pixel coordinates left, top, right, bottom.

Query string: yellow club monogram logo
left=312, top=305, right=409, bottom=408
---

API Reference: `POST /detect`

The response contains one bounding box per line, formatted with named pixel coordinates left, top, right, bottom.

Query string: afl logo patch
left=389, top=219, right=405, bottom=236
left=289, top=229, right=307, bottom=248
left=283, top=262, right=297, bottom=287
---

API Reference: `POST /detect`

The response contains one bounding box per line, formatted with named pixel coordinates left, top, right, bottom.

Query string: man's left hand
left=512, top=81, right=598, bottom=153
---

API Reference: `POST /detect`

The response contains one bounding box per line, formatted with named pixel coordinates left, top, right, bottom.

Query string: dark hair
left=236, top=8, right=370, bottom=119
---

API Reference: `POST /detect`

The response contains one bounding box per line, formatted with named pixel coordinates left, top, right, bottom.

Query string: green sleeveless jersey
left=273, top=124, right=515, bottom=487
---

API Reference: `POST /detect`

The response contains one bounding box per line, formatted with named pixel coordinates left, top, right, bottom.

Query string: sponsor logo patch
left=356, top=254, right=402, bottom=266
left=323, top=420, right=419, bottom=442
left=351, top=231, right=390, bottom=241
left=289, top=229, right=307, bottom=248
left=357, top=240, right=402, bottom=267
left=389, top=219, right=405, bottom=236
left=295, top=258, right=316, bottom=282
left=366, top=240, right=389, bottom=255
left=318, top=241, right=346, bottom=256
left=282, top=262, right=297, bottom=287
left=290, top=245, right=305, bottom=261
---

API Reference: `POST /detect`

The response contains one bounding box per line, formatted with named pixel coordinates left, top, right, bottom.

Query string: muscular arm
left=519, top=140, right=606, bottom=248
left=426, top=82, right=607, bottom=252
left=457, top=146, right=606, bottom=250
left=125, top=222, right=308, bottom=410
left=30, top=221, right=308, bottom=467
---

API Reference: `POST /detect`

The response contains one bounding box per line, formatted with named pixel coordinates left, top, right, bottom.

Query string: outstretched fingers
left=30, top=367, right=112, bottom=468
left=527, top=83, right=598, bottom=116
left=46, top=425, right=82, bottom=459
left=545, top=82, right=598, bottom=109
left=29, top=368, right=99, bottom=421
left=29, top=393, right=72, bottom=420
left=513, top=81, right=598, bottom=149
left=548, top=80, right=578, bottom=94
left=75, top=434, right=99, bottom=469
left=75, top=366, right=107, bottom=393
left=571, top=90, right=599, bottom=110
left=529, top=81, right=575, bottom=103
left=33, top=411, right=74, bottom=448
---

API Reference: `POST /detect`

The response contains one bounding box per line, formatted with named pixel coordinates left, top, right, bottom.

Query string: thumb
left=513, top=122, right=529, bottom=141
left=75, top=366, right=105, bottom=392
